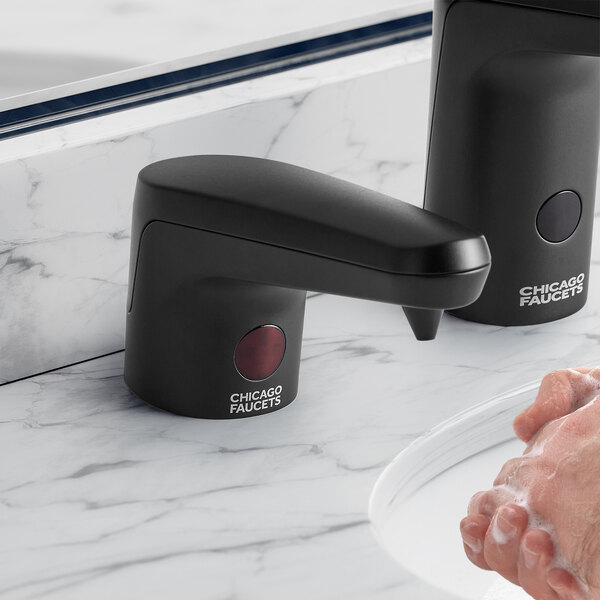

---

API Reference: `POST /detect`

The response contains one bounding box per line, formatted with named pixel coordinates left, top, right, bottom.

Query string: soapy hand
left=513, top=368, right=600, bottom=444
left=460, top=367, right=600, bottom=600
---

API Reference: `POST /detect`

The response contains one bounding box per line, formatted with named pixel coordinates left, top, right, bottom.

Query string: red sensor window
left=234, top=325, right=286, bottom=381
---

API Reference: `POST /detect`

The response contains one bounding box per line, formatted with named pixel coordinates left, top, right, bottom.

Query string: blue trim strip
left=0, top=12, right=432, bottom=140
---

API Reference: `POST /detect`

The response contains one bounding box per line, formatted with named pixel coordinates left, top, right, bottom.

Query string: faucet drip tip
left=402, top=307, right=444, bottom=341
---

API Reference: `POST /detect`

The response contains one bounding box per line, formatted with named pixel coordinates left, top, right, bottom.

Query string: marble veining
left=1, top=262, right=600, bottom=598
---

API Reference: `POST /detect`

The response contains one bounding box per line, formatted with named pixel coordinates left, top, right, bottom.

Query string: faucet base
left=447, top=292, right=587, bottom=327
left=125, top=223, right=306, bottom=419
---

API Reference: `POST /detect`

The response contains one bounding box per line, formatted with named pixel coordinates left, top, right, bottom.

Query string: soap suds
left=490, top=484, right=571, bottom=573
left=478, top=370, right=600, bottom=598
left=565, top=368, right=600, bottom=411
left=490, top=521, right=512, bottom=546
left=490, top=510, right=517, bottom=546
left=487, top=405, right=596, bottom=592
left=574, top=392, right=600, bottom=412
left=522, top=427, right=549, bottom=458
left=464, top=536, right=483, bottom=554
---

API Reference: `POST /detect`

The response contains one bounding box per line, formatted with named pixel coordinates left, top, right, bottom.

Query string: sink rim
left=368, top=379, right=542, bottom=599
left=369, top=379, right=540, bottom=523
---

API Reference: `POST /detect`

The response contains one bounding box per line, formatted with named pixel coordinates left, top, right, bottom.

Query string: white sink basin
left=369, top=382, right=542, bottom=600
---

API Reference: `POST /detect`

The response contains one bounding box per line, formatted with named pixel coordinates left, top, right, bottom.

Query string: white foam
left=565, top=368, right=600, bottom=410
left=464, top=536, right=483, bottom=554
left=523, top=429, right=548, bottom=457
left=576, top=392, right=600, bottom=412
left=490, top=511, right=517, bottom=545
left=490, top=522, right=512, bottom=546
left=489, top=484, right=571, bottom=572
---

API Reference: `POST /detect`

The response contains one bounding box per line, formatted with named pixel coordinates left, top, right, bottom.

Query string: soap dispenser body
left=425, top=0, right=600, bottom=325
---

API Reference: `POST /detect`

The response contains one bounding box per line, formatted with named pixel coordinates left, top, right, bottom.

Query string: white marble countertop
left=1, top=234, right=600, bottom=599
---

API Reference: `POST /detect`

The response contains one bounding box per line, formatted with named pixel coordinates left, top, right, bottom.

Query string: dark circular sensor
left=536, top=190, right=582, bottom=243
left=234, top=325, right=286, bottom=381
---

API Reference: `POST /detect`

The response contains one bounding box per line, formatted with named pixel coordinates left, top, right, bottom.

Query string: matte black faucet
left=125, top=156, right=490, bottom=418
left=425, top=0, right=600, bottom=325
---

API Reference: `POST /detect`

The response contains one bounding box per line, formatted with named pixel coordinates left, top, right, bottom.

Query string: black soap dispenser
left=425, top=0, right=600, bottom=325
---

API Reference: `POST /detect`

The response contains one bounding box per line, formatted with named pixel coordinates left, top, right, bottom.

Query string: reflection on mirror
left=0, top=0, right=431, bottom=138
